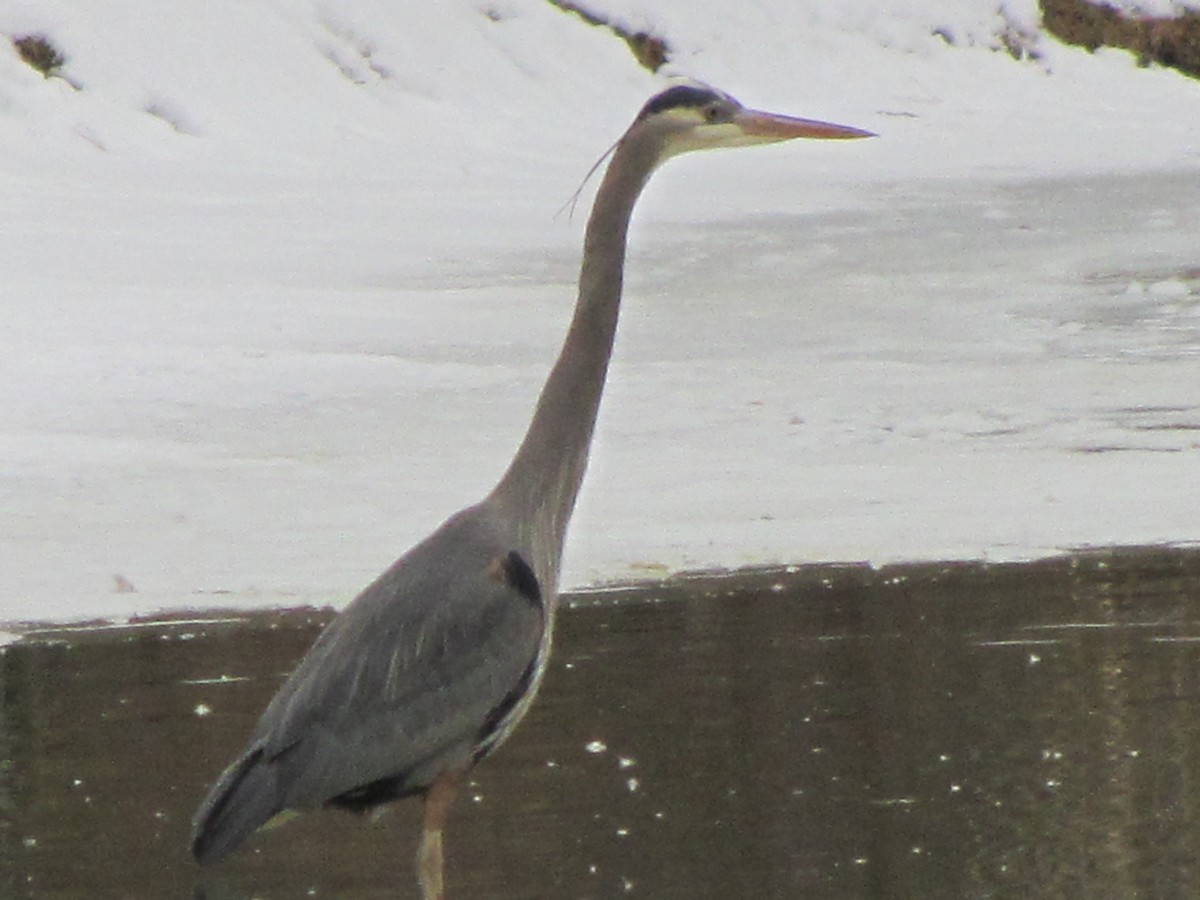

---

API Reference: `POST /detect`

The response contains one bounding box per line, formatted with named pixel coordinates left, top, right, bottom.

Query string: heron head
left=629, top=83, right=874, bottom=163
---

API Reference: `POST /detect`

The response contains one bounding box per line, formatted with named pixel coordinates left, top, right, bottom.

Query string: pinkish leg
left=417, top=770, right=459, bottom=900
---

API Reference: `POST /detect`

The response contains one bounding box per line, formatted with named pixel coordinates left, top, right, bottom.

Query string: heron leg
left=417, top=770, right=459, bottom=900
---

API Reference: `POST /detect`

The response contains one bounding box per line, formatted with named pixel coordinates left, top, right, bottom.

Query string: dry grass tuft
left=1041, top=0, right=1200, bottom=78
left=13, top=33, right=66, bottom=78
left=545, top=0, right=671, bottom=72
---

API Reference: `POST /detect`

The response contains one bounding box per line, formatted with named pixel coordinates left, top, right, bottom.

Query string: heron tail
left=191, top=745, right=283, bottom=865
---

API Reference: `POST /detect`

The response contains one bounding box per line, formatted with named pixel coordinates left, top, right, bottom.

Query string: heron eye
left=702, top=104, right=722, bottom=123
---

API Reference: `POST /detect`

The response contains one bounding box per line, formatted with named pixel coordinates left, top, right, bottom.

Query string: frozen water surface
left=2, top=169, right=1198, bottom=624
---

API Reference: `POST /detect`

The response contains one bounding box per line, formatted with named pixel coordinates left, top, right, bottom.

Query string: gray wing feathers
left=191, top=506, right=544, bottom=861
left=191, top=746, right=280, bottom=864
left=262, top=573, right=541, bottom=807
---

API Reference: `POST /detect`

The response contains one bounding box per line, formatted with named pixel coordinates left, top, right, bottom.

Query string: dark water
left=3, top=546, right=1200, bottom=899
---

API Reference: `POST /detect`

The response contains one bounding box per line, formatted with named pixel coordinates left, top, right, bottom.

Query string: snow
left=2, top=1, right=1199, bottom=624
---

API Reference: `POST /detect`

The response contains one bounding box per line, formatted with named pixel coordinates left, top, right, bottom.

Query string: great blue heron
left=191, top=83, right=873, bottom=898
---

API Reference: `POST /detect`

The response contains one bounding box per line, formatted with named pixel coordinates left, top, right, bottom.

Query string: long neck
left=489, top=132, right=659, bottom=590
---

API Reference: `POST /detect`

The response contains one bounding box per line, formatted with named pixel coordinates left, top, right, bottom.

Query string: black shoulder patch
left=492, top=551, right=542, bottom=607
left=637, top=84, right=723, bottom=120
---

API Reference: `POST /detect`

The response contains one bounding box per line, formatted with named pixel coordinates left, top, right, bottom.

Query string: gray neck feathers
left=488, top=129, right=661, bottom=593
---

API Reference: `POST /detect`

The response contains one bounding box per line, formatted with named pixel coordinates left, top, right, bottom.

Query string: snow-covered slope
left=1, top=1, right=1198, bottom=623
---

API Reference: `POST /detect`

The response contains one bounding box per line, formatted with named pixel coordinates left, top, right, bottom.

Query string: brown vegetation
left=12, top=33, right=66, bottom=78
left=1041, top=0, right=1200, bottom=77
left=546, top=0, right=670, bottom=72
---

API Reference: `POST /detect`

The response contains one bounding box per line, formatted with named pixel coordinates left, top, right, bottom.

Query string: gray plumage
left=191, top=84, right=872, bottom=897
left=192, top=504, right=544, bottom=863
